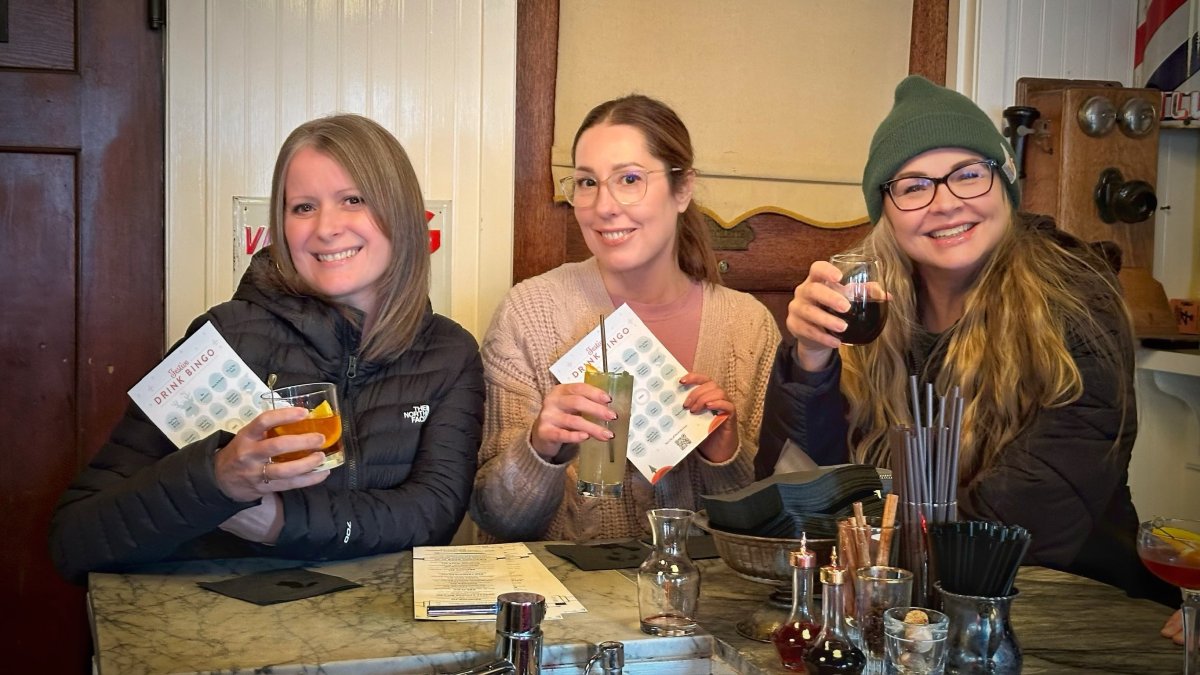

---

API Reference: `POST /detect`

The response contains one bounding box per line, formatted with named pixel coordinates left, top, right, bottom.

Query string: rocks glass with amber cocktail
left=260, top=382, right=345, bottom=471
left=1137, top=517, right=1200, bottom=674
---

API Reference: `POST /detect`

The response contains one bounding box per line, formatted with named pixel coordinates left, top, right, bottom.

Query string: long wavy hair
left=571, top=94, right=721, bottom=284
left=839, top=198, right=1134, bottom=482
left=266, top=113, right=430, bottom=362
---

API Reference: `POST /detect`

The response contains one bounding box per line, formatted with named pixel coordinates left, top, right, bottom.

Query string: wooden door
left=513, top=0, right=947, bottom=330
left=0, top=0, right=164, bottom=670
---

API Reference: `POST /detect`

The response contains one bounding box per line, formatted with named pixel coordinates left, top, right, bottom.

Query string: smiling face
left=571, top=123, right=693, bottom=281
left=283, top=145, right=392, bottom=316
left=882, top=147, right=1010, bottom=283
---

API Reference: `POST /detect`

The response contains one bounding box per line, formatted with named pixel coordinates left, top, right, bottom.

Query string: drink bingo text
left=571, top=326, right=632, bottom=379
left=155, top=348, right=217, bottom=404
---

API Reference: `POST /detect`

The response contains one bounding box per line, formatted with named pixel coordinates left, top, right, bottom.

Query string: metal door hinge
left=149, top=0, right=164, bottom=30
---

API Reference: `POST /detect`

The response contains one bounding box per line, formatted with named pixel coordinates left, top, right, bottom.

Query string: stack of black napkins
left=701, top=465, right=884, bottom=539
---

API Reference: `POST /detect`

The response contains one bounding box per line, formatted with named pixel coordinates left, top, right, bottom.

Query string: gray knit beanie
left=862, top=75, right=1020, bottom=224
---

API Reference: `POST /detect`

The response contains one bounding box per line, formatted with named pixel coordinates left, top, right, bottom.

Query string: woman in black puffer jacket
left=50, top=114, right=483, bottom=584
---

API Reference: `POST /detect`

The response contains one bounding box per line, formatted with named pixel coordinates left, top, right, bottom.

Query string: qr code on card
left=674, top=435, right=692, bottom=452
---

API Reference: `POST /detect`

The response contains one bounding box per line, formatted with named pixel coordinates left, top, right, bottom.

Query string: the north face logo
left=403, top=405, right=430, bottom=423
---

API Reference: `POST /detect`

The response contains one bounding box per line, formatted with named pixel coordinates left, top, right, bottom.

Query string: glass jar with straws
left=889, top=377, right=964, bottom=606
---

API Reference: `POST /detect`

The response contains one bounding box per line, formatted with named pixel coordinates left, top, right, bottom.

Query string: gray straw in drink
left=599, top=316, right=613, bottom=464
left=600, top=315, right=607, bottom=372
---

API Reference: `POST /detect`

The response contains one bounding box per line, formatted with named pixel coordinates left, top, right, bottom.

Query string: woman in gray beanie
left=756, top=75, right=1178, bottom=612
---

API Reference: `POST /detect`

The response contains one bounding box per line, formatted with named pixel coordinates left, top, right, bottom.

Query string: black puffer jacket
left=49, top=255, right=484, bottom=584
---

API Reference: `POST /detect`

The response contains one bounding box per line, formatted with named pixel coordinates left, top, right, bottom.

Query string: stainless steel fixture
left=454, top=592, right=545, bottom=675
left=583, top=641, right=624, bottom=675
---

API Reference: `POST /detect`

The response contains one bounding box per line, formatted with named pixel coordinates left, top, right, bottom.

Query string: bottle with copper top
left=772, top=533, right=822, bottom=671
left=804, top=548, right=866, bottom=675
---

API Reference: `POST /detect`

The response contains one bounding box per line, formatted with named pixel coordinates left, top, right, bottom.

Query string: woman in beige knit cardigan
left=470, top=95, right=779, bottom=542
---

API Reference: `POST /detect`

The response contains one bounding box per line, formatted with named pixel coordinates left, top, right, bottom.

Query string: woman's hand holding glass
left=680, top=372, right=738, bottom=463
left=531, top=382, right=617, bottom=461
left=213, top=406, right=330, bottom=503
left=786, top=260, right=855, bottom=371
left=787, top=257, right=889, bottom=372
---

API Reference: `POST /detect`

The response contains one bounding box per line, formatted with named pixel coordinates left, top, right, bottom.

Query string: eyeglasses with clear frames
left=880, top=159, right=998, bottom=212
left=559, top=167, right=682, bottom=207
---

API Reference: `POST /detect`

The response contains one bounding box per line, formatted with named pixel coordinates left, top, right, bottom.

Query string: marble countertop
left=89, top=543, right=1184, bottom=674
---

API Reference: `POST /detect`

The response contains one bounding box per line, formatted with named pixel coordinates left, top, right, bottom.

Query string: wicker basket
left=694, top=510, right=836, bottom=585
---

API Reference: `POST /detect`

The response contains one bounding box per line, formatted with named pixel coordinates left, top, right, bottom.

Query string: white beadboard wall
left=952, top=0, right=1138, bottom=119
left=165, top=0, right=516, bottom=343
left=952, top=0, right=1200, bottom=521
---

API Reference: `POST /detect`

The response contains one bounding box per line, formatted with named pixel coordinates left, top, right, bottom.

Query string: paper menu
left=549, top=304, right=725, bottom=483
left=127, top=322, right=271, bottom=448
left=412, top=543, right=585, bottom=621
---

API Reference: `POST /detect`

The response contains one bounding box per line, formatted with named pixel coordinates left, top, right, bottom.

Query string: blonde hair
left=840, top=202, right=1134, bottom=482
left=572, top=95, right=721, bottom=284
left=266, top=113, right=430, bottom=362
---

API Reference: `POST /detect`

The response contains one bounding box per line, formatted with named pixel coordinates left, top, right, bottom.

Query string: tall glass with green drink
left=577, top=370, right=633, bottom=498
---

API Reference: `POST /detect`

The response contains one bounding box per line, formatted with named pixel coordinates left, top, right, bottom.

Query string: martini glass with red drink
left=1137, top=517, right=1200, bottom=673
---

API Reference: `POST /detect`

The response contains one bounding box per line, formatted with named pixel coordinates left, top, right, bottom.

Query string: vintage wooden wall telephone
left=1006, top=77, right=1182, bottom=339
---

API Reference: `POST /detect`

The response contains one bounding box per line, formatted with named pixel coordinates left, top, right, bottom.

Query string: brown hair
left=571, top=94, right=721, bottom=284
left=267, top=113, right=430, bottom=362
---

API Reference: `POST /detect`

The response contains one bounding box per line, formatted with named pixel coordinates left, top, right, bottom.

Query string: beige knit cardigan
left=470, top=259, right=780, bottom=543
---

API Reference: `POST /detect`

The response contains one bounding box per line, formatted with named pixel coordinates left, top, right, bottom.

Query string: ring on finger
left=261, top=461, right=272, bottom=485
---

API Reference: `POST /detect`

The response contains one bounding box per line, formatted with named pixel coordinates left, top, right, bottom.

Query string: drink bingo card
left=549, top=304, right=726, bottom=484
left=128, top=322, right=271, bottom=448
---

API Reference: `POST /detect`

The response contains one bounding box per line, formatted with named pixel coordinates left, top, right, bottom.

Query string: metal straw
left=599, top=315, right=608, bottom=372
left=599, top=315, right=613, bottom=464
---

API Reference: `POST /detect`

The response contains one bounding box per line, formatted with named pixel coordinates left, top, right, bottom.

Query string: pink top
left=610, top=281, right=704, bottom=371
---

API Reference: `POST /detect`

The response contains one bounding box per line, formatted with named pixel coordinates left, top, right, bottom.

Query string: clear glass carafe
left=772, top=535, right=821, bottom=671
left=638, top=508, right=700, bottom=636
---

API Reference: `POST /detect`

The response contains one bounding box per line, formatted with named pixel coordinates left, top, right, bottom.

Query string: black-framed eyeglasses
left=559, top=167, right=681, bottom=207
left=880, top=159, right=998, bottom=211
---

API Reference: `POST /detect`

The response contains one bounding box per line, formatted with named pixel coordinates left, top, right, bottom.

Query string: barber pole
left=1135, top=0, right=1200, bottom=119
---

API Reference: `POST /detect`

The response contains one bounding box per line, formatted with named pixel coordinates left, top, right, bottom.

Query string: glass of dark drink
left=829, top=253, right=888, bottom=345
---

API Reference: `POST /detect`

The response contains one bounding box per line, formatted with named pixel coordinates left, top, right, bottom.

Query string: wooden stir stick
left=875, top=493, right=899, bottom=566
left=852, top=501, right=871, bottom=569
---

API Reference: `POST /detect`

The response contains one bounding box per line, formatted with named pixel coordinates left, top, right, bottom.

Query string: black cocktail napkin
left=545, top=535, right=718, bottom=571
left=700, top=464, right=884, bottom=532
left=197, top=567, right=361, bottom=605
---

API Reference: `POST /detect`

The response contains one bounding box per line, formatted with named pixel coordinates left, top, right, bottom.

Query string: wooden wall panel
left=969, top=0, right=1138, bottom=120
left=0, top=152, right=77, bottom=624
left=0, top=0, right=164, bottom=669
left=513, top=0, right=565, bottom=285
left=0, top=0, right=74, bottom=69
left=910, top=0, right=948, bottom=84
